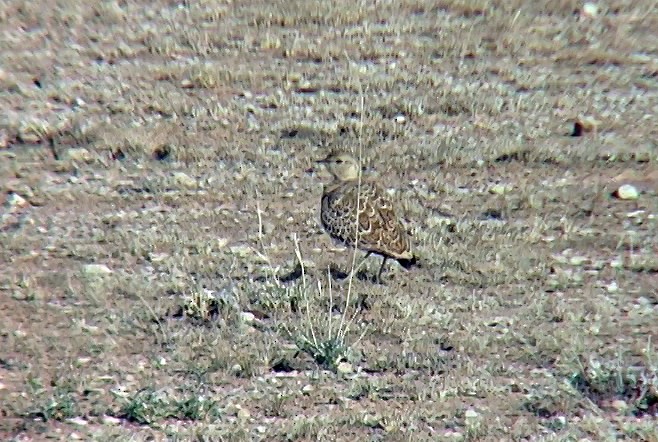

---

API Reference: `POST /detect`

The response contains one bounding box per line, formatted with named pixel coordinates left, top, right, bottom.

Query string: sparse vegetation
left=1, top=0, right=657, bottom=440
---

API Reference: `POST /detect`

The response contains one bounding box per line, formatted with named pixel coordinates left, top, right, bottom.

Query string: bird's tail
left=397, top=255, right=418, bottom=270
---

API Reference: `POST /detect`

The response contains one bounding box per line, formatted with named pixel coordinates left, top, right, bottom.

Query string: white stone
left=82, top=264, right=113, bottom=275
left=336, top=361, right=353, bottom=374
left=614, top=184, right=639, bottom=200
left=582, top=3, right=599, bottom=18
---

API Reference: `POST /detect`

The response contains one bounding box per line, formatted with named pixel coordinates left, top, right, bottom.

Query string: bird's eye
left=336, top=159, right=343, bottom=164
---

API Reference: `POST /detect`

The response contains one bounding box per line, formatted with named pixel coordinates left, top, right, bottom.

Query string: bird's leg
left=347, top=251, right=371, bottom=280
left=375, top=256, right=388, bottom=284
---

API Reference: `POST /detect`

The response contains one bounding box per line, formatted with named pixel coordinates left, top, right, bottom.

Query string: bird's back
left=321, top=179, right=412, bottom=260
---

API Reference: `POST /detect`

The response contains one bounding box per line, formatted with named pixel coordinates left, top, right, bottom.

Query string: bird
left=316, top=151, right=417, bottom=283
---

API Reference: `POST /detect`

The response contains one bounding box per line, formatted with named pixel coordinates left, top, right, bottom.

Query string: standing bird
left=317, top=152, right=417, bottom=283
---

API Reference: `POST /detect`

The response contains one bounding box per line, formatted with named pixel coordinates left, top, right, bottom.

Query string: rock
left=240, top=312, right=255, bottom=323
left=102, top=415, right=121, bottom=425
left=610, top=257, right=624, bottom=268
left=148, top=252, right=169, bottom=263
left=489, top=183, right=511, bottom=195
left=552, top=415, right=567, bottom=429
left=569, top=256, right=588, bottom=266
left=63, top=148, right=92, bottom=162
left=572, top=116, right=600, bottom=136
left=0, top=129, right=8, bottom=149
left=336, top=361, right=353, bottom=374
left=464, top=408, right=479, bottom=419
left=82, top=264, right=113, bottom=275
left=67, top=417, right=88, bottom=426
left=636, top=296, right=651, bottom=306
left=581, top=3, right=599, bottom=18
left=613, top=184, right=639, bottom=200
left=173, top=171, right=197, bottom=188
left=5, top=192, right=27, bottom=210
left=362, top=413, right=382, bottom=427
left=237, top=408, right=251, bottom=420
left=17, top=125, right=44, bottom=144
left=302, top=384, right=314, bottom=394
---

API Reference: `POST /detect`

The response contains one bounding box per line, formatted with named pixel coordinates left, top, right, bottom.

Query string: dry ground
left=1, top=0, right=658, bottom=440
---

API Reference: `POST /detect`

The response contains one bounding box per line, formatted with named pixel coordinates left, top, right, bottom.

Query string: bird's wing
left=357, top=183, right=412, bottom=259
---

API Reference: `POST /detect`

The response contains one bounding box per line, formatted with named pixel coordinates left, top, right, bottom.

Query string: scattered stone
left=240, top=311, right=256, bottom=323
left=76, top=357, right=91, bottom=365
left=5, top=192, right=27, bottom=210
left=148, top=252, right=169, bottom=263
left=173, top=171, right=197, bottom=188
left=636, top=296, right=651, bottom=306
left=610, top=257, right=624, bottom=268
left=63, top=147, right=92, bottom=162
left=237, top=407, right=251, bottom=420
left=82, top=264, right=113, bottom=275
left=336, top=361, right=353, bottom=374
left=102, top=415, right=121, bottom=425
left=302, top=384, right=314, bottom=394
left=552, top=415, right=567, bottom=429
left=17, top=125, right=44, bottom=144
left=362, top=413, right=381, bottom=427
left=569, top=256, right=588, bottom=266
left=572, top=116, right=600, bottom=136
left=613, top=184, right=639, bottom=200
left=27, top=195, right=46, bottom=206
left=489, top=183, right=512, bottom=195
left=581, top=2, right=599, bottom=18
left=0, top=129, right=8, bottom=149
left=230, top=244, right=254, bottom=257
left=626, top=210, right=645, bottom=218
left=67, top=417, right=88, bottom=426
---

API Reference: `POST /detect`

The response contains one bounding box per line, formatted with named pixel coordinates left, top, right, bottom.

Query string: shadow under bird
left=316, top=152, right=417, bottom=283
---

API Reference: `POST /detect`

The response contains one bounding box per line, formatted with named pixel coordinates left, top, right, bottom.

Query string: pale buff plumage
left=317, top=152, right=416, bottom=282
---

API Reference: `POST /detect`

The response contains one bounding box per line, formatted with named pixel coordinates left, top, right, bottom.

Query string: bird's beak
left=306, top=157, right=332, bottom=176
left=306, top=157, right=326, bottom=174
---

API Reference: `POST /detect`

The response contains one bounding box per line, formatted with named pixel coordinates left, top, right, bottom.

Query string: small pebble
left=82, top=264, right=113, bottom=275
left=336, top=361, right=353, bottom=374
left=582, top=3, right=599, bottom=18
left=613, top=184, right=639, bottom=200
left=173, top=171, right=197, bottom=188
